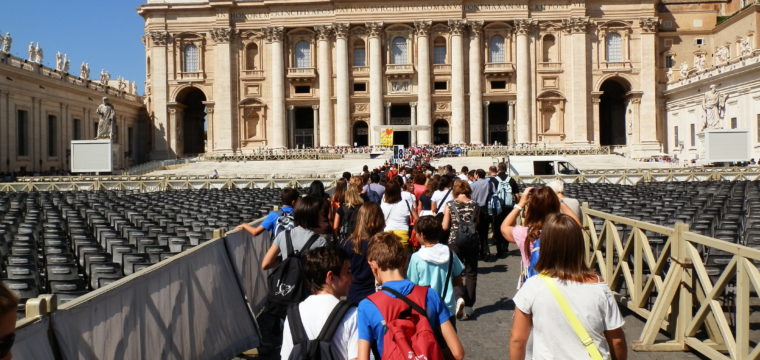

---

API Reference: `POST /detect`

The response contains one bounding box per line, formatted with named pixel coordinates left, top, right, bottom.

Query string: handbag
left=538, top=274, right=604, bottom=360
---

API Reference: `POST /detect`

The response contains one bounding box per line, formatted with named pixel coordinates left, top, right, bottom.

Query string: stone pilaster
left=316, top=25, right=334, bottom=146
left=367, top=22, right=384, bottom=145
left=288, top=105, right=296, bottom=147
left=410, top=102, right=417, bottom=145
left=148, top=31, right=172, bottom=159
left=638, top=17, right=659, bottom=146
left=334, top=23, right=351, bottom=146
left=211, top=27, right=237, bottom=152
left=414, top=20, right=432, bottom=145
left=563, top=17, right=591, bottom=143
left=449, top=19, right=467, bottom=144
left=312, top=105, right=320, bottom=147
left=591, top=92, right=602, bottom=145
left=508, top=100, right=516, bottom=145
left=515, top=19, right=535, bottom=144
left=385, top=102, right=391, bottom=125
left=468, top=21, right=484, bottom=145
left=483, top=101, right=490, bottom=144
left=267, top=26, right=287, bottom=148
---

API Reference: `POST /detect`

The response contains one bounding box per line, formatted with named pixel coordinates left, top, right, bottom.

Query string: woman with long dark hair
left=341, top=202, right=385, bottom=304
left=510, top=213, right=627, bottom=360
left=261, top=195, right=329, bottom=270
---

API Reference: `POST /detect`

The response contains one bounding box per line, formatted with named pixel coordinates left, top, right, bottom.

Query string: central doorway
left=177, top=88, right=207, bottom=155
left=393, top=131, right=411, bottom=147
left=488, top=102, right=508, bottom=145
left=433, top=120, right=449, bottom=145
left=294, top=107, right=314, bottom=148
left=352, top=121, right=368, bottom=146
left=599, top=79, right=629, bottom=146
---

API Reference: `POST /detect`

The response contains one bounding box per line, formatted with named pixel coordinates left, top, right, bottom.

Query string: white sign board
left=71, top=140, right=113, bottom=173
left=703, top=129, right=751, bottom=163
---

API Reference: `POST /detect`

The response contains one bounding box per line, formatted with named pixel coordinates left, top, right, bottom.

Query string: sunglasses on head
left=0, top=332, right=14, bottom=358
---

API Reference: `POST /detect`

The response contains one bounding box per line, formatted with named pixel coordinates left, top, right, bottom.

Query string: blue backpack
left=487, top=176, right=514, bottom=216
left=519, top=237, right=541, bottom=288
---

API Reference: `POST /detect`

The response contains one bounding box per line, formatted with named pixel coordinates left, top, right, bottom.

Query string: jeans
left=449, top=241, right=479, bottom=307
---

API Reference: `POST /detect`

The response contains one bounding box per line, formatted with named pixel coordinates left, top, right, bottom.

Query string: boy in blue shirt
left=238, top=187, right=299, bottom=236
left=357, top=232, right=464, bottom=360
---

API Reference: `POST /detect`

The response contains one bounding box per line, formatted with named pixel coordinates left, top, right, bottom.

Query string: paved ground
left=458, top=243, right=704, bottom=360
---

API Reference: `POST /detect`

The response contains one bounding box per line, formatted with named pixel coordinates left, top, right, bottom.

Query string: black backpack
left=452, top=203, right=479, bottom=250
left=287, top=300, right=354, bottom=360
left=338, top=205, right=358, bottom=243
left=267, top=231, right=320, bottom=315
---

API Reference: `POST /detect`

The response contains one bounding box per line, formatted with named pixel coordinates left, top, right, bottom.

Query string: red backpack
left=368, top=285, right=445, bottom=360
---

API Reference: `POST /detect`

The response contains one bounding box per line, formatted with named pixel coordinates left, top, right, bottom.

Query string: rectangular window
left=128, top=126, right=134, bottom=155
left=94, top=122, right=99, bottom=137
left=353, top=48, right=366, bottom=67
left=690, top=123, right=696, bottom=147
left=73, top=118, right=81, bottom=140
left=353, top=82, right=366, bottom=92
left=17, top=110, right=29, bottom=156
left=731, top=117, right=737, bottom=129
left=433, top=46, right=446, bottom=65
left=491, top=81, right=506, bottom=90
left=674, top=126, right=679, bottom=147
left=48, top=115, right=58, bottom=157
left=295, top=85, right=311, bottom=94
left=695, top=38, right=705, bottom=46
left=665, top=55, right=674, bottom=68
left=434, top=81, right=447, bottom=90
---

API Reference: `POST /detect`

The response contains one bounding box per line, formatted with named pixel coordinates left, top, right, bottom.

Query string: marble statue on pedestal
left=95, top=97, right=115, bottom=140
left=55, top=52, right=63, bottom=71
left=80, top=63, right=90, bottom=80
left=27, top=42, right=34, bottom=62
left=1, top=33, right=10, bottom=53
left=63, top=55, right=70, bottom=73
left=702, top=84, right=728, bottom=130
left=740, top=36, right=753, bottom=57
left=99, top=69, right=110, bottom=87
left=694, top=54, right=706, bottom=72
left=33, top=43, right=43, bottom=64
left=666, top=67, right=674, bottom=83
left=679, top=61, right=689, bottom=79
left=715, top=46, right=730, bottom=66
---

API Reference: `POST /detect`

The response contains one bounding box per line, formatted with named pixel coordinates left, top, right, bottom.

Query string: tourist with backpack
left=407, top=216, right=464, bottom=320
left=237, top=187, right=299, bottom=237
left=341, top=202, right=385, bottom=305
left=357, top=232, right=464, bottom=360
left=470, top=169, right=492, bottom=260
left=488, top=163, right=519, bottom=258
left=500, top=187, right=580, bottom=288
left=441, top=180, right=479, bottom=321
left=380, top=182, right=418, bottom=252
left=510, top=213, right=626, bottom=360
left=362, top=173, right=385, bottom=204
left=280, top=246, right=359, bottom=360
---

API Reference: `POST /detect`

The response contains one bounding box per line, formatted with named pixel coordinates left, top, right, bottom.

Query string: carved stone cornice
left=514, top=19, right=537, bottom=36
left=366, top=22, right=384, bottom=38
left=266, top=26, right=285, bottom=43
left=333, top=23, right=350, bottom=39
left=639, top=17, right=659, bottom=33
left=315, top=25, right=334, bottom=41
left=469, top=20, right=484, bottom=37
left=414, top=20, right=432, bottom=37
left=448, top=19, right=467, bottom=36
left=562, top=17, right=591, bottom=34
left=149, top=31, right=172, bottom=46
left=210, top=27, right=235, bottom=43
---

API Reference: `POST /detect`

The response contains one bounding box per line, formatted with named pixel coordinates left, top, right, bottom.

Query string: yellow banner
left=380, top=128, right=394, bottom=146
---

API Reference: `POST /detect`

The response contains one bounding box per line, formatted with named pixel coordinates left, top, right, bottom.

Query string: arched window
left=542, top=34, right=556, bottom=62
left=391, top=36, right=408, bottom=65
left=245, top=43, right=258, bottom=70
left=183, top=44, right=199, bottom=73
left=353, top=39, right=366, bottom=66
left=433, top=37, right=447, bottom=65
left=489, top=35, right=505, bottom=63
left=606, top=33, right=623, bottom=62
left=295, top=40, right=311, bottom=68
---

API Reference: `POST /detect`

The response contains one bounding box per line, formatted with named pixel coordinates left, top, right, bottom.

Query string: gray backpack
left=286, top=300, right=354, bottom=360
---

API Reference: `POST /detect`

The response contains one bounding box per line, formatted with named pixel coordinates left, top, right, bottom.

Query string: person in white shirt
left=281, top=246, right=359, bottom=360
left=510, top=213, right=627, bottom=360
left=380, top=182, right=418, bottom=251
left=431, top=175, right=454, bottom=215
left=457, top=166, right=469, bottom=182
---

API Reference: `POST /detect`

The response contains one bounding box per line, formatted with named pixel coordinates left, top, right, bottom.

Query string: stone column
left=449, top=19, right=467, bottom=144
left=508, top=100, right=516, bottom=145
left=468, top=21, right=484, bottom=145
left=564, top=18, right=591, bottom=143
left=414, top=21, right=432, bottom=145
left=334, top=23, right=351, bottom=146
left=312, top=105, right=320, bottom=147
left=211, top=27, right=237, bottom=153
left=385, top=102, right=392, bottom=126
left=591, top=92, right=602, bottom=145
left=515, top=19, right=534, bottom=144
left=203, top=102, right=215, bottom=152
left=638, top=18, right=659, bottom=145
left=148, top=31, right=172, bottom=159
left=316, top=25, right=334, bottom=147
left=288, top=105, right=296, bottom=147
left=267, top=26, right=287, bottom=148
left=410, top=102, right=417, bottom=145
left=367, top=22, right=384, bottom=145
left=483, top=101, right=490, bottom=144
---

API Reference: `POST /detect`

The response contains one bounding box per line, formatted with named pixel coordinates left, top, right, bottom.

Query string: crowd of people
left=240, top=160, right=628, bottom=360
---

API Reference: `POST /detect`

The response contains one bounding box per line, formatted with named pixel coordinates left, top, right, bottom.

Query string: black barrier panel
left=50, top=239, right=259, bottom=360
left=223, top=230, right=271, bottom=316
left=14, top=317, right=56, bottom=360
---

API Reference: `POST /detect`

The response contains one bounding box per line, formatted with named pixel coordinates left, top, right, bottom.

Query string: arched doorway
left=433, top=120, right=449, bottom=145
left=352, top=121, right=368, bottom=147
left=599, top=78, right=629, bottom=146
left=176, top=88, right=207, bottom=155
left=487, top=102, right=508, bottom=145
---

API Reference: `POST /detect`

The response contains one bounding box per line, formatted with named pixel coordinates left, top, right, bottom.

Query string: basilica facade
left=139, top=0, right=662, bottom=158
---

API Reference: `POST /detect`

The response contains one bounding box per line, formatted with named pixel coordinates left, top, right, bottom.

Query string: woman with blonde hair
left=510, top=213, right=627, bottom=360
left=341, top=202, right=385, bottom=304
left=333, top=181, right=365, bottom=241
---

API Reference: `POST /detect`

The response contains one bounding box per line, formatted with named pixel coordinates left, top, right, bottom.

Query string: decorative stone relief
left=149, top=31, right=172, bottom=46
left=514, top=19, right=537, bottom=35
left=562, top=17, right=590, bottom=34
left=714, top=45, right=730, bottom=66
left=638, top=17, right=659, bottom=33
left=315, top=25, right=334, bottom=41
left=679, top=61, right=689, bottom=78
left=469, top=20, right=483, bottom=37
left=413, top=20, right=432, bottom=37
left=266, top=26, right=284, bottom=42
left=353, top=103, right=368, bottom=113
left=693, top=53, right=706, bottom=72
left=740, top=36, right=753, bottom=57
left=365, top=22, right=384, bottom=38
left=390, top=80, right=410, bottom=93
left=333, top=23, right=350, bottom=39
left=435, top=102, right=450, bottom=111
left=210, top=27, right=235, bottom=43
left=447, top=19, right=467, bottom=36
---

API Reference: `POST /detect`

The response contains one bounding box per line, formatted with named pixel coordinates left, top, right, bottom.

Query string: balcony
left=600, top=61, right=632, bottom=72
left=352, top=66, right=369, bottom=75
left=287, top=67, right=316, bottom=81
left=484, top=62, right=515, bottom=76
left=177, top=71, right=204, bottom=81
left=242, top=69, right=265, bottom=80
left=433, top=64, right=451, bottom=74
left=385, top=64, right=414, bottom=78
left=537, top=62, right=562, bottom=72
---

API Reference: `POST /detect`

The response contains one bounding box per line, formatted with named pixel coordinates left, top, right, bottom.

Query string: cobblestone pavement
left=457, top=244, right=704, bottom=360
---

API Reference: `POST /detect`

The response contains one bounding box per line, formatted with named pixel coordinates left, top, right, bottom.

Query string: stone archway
left=352, top=121, right=368, bottom=147
left=175, top=87, right=207, bottom=155
left=599, top=78, right=630, bottom=146
left=433, top=119, right=449, bottom=145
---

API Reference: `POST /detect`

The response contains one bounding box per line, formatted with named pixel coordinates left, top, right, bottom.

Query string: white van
left=500, top=156, right=582, bottom=176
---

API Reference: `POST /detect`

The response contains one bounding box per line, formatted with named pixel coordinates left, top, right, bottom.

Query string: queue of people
left=239, top=161, right=627, bottom=360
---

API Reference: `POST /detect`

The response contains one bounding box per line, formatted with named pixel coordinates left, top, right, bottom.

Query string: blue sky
left=0, top=0, right=147, bottom=93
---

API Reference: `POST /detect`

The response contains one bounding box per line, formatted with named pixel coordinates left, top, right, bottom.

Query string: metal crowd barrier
left=0, top=178, right=338, bottom=193
left=581, top=203, right=760, bottom=360
left=13, top=221, right=270, bottom=360
left=466, top=146, right=612, bottom=157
